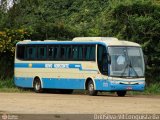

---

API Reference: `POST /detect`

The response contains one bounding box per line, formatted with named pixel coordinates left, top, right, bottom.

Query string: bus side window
left=72, top=46, right=78, bottom=60
left=17, top=45, right=26, bottom=60
left=53, top=47, right=59, bottom=60
left=27, top=47, right=37, bottom=60
left=47, top=46, right=59, bottom=60
left=84, top=45, right=95, bottom=61
left=38, top=46, right=46, bottom=60
left=78, top=46, right=83, bottom=60
left=90, top=46, right=95, bottom=60
left=66, top=46, right=72, bottom=60
left=72, top=45, right=83, bottom=61
left=48, top=47, right=53, bottom=59
left=85, top=46, right=90, bottom=60
left=60, top=46, right=65, bottom=60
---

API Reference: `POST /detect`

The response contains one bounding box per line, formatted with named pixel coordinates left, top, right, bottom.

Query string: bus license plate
left=126, top=87, right=132, bottom=90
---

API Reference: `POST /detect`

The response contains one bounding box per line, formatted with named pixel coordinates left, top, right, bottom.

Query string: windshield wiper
left=120, top=63, right=129, bottom=77
left=129, top=60, right=139, bottom=78
left=120, top=60, right=139, bottom=78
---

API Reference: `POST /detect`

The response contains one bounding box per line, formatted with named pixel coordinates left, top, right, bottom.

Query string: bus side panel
left=95, top=79, right=111, bottom=91
left=14, top=77, right=33, bottom=88
left=42, top=78, right=85, bottom=89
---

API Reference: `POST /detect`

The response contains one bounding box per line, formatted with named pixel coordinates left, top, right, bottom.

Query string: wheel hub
left=35, top=82, right=40, bottom=90
left=89, top=84, right=94, bottom=92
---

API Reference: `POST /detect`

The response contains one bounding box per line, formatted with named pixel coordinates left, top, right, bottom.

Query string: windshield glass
left=108, top=47, right=145, bottom=77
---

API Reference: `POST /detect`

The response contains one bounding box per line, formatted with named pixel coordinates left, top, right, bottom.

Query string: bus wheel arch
left=85, top=78, right=97, bottom=96
left=33, top=76, right=43, bottom=93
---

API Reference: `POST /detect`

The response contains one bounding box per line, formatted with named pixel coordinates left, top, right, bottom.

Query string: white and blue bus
left=14, top=37, right=145, bottom=96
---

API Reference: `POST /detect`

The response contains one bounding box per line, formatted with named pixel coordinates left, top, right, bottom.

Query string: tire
left=117, top=91, right=126, bottom=97
left=33, top=78, right=43, bottom=93
left=87, top=80, right=97, bottom=96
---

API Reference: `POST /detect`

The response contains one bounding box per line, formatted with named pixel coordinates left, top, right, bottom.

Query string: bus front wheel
left=33, top=78, right=43, bottom=93
left=117, top=91, right=126, bottom=97
left=88, top=80, right=97, bottom=96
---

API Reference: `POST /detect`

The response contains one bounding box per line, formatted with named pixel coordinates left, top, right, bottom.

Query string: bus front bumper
left=95, top=79, right=145, bottom=91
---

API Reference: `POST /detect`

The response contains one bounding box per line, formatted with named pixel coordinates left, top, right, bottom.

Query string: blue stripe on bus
left=14, top=63, right=98, bottom=72
left=14, top=77, right=85, bottom=89
left=14, top=63, right=29, bottom=68
left=42, top=78, right=85, bottom=89
left=14, top=77, right=145, bottom=91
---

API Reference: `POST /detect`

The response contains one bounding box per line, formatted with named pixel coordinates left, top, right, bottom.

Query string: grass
left=144, top=83, right=160, bottom=95
left=0, top=79, right=160, bottom=95
left=0, top=79, right=32, bottom=93
left=127, top=83, right=160, bottom=95
left=0, top=79, right=15, bottom=88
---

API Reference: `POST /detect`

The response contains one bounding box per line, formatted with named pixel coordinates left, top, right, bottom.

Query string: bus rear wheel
left=33, top=78, right=43, bottom=93
left=117, top=91, right=126, bottom=97
left=88, top=80, right=97, bottom=96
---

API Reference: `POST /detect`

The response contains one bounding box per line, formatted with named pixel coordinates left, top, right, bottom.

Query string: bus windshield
left=108, top=47, right=145, bottom=78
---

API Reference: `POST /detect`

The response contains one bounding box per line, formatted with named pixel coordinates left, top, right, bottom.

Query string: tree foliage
left=0, top=0, right=159, bottom=83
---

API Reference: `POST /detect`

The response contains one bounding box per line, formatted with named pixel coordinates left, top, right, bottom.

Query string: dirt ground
left=0, top=93, right=160, bottom=114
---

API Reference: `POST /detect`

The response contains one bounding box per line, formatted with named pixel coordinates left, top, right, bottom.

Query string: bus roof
left=73, top=37, right=140, bottom=47
left=72, top=37, right=118, bottom=41
left=17, top=37, right=140, bottom=47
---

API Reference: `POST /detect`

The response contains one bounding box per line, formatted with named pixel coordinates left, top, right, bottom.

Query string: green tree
left=0, top=0, right=159, bottom=83
left=101, top=0, right=160, bottom=83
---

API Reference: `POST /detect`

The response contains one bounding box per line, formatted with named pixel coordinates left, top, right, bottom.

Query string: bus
left=14, top=37, right=145, bottom=96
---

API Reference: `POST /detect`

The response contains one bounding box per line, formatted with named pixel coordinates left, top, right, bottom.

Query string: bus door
left=97, top=44, right=108, bottom=76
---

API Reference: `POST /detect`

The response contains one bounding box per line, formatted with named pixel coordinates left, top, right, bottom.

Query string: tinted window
left=16, top=44, right=96, bottom=61
left=97, top=44, right=108, bottom=75
left=17, top=45, right=26, bottom=59
left=72, top=45, right=83, bottom=60
left=60, top=46, right=66, bottom=59
left=48, top=47, right=54, bottom=58
left=66, top=46, right=72, bottom=60
left=27, top=46, right=37, bottom=60
left=53, top=46, right=59, bottom=59
left=38, top=47, right=46, bottom=59
left=47, top=46, right=59, bottom=60
left=84, top=45, right=95, bottom=61
left=59, top=45, right=72, bottom=60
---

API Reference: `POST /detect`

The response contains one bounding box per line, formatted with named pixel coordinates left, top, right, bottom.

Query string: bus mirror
left=107, top=54, right=111, bottom=64
left=144, top=55, right=148, bottom=65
